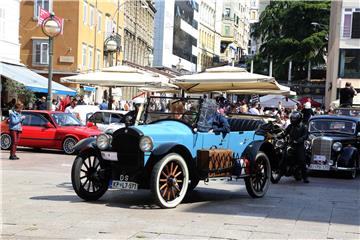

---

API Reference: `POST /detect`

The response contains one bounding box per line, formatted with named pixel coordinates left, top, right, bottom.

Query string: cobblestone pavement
left=1, top=148, right=360, bottom=239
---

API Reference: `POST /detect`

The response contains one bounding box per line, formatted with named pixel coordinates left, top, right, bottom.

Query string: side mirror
left=45, top=122, right=54, bottom=128
left=86, top=122, right=94, bottom=128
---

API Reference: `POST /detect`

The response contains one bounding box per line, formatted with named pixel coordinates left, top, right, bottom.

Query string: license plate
left=101, top=151, right=117, bottom=161
left=313, top=155, right=326, bottom=161
left=309, top=164, right=330, bottom=171
left=110, top=180, right=138, bottom=190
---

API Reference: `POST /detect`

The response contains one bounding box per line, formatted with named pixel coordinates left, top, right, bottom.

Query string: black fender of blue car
left=73, top=137, right=97, bottom=155
left=338, top=146, right=358, bottom=168
left=241, top=140, right=276, bottom=173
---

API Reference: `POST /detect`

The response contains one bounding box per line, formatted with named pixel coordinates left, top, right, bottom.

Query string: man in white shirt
left=65, top=99, right=77, bottom=115
left=248, top=102, right=260, bottom=115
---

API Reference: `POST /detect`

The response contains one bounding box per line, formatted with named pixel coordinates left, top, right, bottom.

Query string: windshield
left=309, top=119, right=356, bottom=135
left=51, top=113, right=82, bottom=126
left=143, top=96, right=202, bottom=127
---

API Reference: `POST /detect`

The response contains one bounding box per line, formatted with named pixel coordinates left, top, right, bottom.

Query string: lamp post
left=41, top=13, right=61, bottom=110
left=104, top=34, right=120, bottom=110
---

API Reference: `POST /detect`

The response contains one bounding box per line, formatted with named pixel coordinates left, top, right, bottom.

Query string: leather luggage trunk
left=197, top=149, right=233, bottom=177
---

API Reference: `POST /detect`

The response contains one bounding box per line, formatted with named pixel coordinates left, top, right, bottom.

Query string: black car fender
left=241, top=140, right=276, bottom=172
left=338, top=146, right=358, bottom=167
left=73, top=137, right=97, bottom=155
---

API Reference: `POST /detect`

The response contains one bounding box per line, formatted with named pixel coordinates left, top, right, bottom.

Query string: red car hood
left=59, top=126, right=102, bottom=136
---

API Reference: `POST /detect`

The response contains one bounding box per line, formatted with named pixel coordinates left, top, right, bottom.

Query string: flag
left=37, top=6, right=50, bottom=25
left=37, top=6, right=64, bottom=35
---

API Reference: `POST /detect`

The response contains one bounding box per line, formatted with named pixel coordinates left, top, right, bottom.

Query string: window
left=224, top=8, right=230, bottom=17
left=32, top=40, right=49, bottom=65
left=22, top=113, right=48, bottom=127
left=97, top=12, right=102, bottom=32
left=88, top=46, right=93, bottom=69
left=34, top=0, right=51, bottom=18
left=105, top=16, right=112, bottom=38
left=342, top=8, right=360, bottom=39
left=96, top=49, right=101, bottom=69
left=83, top=1, right=87, bottom=24
left=0, top=8, right=5, bottom=39
left=339, top=49, right=360, bottom=78
left=224, top=26, right=230, bottom=36
left=82, top=44, right=87, bottom=67
left=89, top=5, right=94, bottom=27
left=110, top=114, right=123, bottom=124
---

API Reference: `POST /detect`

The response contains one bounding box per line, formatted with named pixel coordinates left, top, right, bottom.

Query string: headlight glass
left=96, top=134, right=111, bottom=150
left=304, top=140, right=311, bottom=150
left=139, top=136, right=153, bottom=152
left=332, top=142, right=342, bottom=152
left=275, top=139, right=285, bottom=148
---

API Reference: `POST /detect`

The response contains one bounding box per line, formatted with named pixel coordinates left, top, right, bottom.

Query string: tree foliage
left=3, top=80, right=36, bottom=107
left=251, top=1, right=330, bottom=80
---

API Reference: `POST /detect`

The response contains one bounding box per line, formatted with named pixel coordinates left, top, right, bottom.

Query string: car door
left=200, top=131, right=230, bottom=149
left=20, top=113, right=57, bottom=148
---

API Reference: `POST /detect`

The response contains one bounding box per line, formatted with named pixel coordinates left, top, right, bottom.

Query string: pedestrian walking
left=8, top=102, right=25, bottom=160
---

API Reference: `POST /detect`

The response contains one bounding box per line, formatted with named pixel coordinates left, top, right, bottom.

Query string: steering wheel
left=181, top=111, right=197, bottom=125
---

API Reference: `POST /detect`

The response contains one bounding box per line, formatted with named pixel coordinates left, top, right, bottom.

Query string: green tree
left=251, top=1, right=330, bottom=80
left=3, top=79, right=36, bottom=107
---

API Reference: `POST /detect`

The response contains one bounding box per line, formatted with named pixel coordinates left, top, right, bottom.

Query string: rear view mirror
left=86, top=122, right=94, bottom=128
left=45, top=122, right=54, bottom=128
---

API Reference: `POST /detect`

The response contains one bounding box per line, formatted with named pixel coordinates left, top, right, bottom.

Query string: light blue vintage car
left=71, top=97, right=276, bottom=208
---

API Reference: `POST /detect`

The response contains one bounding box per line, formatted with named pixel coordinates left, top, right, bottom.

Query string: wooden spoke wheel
left=245, top=151, right=271, bottom=198
left=151, top=153, right=189, bottom=208
left=71, top=151, right=109, bottom=201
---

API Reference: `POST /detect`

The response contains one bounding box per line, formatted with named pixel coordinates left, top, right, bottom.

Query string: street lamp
left=104, top=33, right=121, bottom=110
left=41, top=13, right=61, bottom=110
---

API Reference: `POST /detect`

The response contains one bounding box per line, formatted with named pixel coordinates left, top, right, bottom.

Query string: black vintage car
left=306, top=115, right=360, bottom=178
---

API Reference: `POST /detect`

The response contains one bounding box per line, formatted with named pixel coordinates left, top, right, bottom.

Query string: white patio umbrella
left=61, top=65, right=172, bottom=87
left=174, top=66, right=283, bottom=93
left=260, top=95, right=299, bottom=109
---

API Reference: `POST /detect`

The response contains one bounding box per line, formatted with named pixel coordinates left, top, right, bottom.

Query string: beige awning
left=61, top=65, right=172, bottom=87
left=174, top=66, right=283, bottom=93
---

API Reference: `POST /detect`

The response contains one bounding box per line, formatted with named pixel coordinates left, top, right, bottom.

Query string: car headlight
left=275, top=139, right=285, bottom=148
left=304, top=140, right=311, bottom=150
left=332, top=142, right=342, bottom=152
left=96, top=134, right=111, bottom=150
left=139, top=136, right=153, bottom=152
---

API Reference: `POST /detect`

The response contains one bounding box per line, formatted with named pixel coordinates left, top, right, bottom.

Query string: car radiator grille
left=111, top=130, right=144, bottom=168
left=311, top=137, right=332, bottom=163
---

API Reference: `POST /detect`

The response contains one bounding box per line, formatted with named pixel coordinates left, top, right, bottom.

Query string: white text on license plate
left=110, top=180, right=138, bottom=190
left=101, top=151, right=117, bottom=161
left=309, top=164, right=330, bottom=171
left=313, top=155, right=326, bottom=161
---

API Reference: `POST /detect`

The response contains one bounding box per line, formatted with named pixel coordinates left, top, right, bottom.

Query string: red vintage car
left=1, top=110, right=102, bottom=154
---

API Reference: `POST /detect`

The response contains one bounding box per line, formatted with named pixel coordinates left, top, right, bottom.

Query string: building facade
left=197, top=0, right=217, bottom=72
left=325, top=0, right=360, bottom=107
left=153, top=0, right=199, bottom=73
left=220, top=0, right=251, bottom=64
left=123, top=0, right=155, bottom=67
left=19, top=0, right=125, bottom=103
left=0, top=0, right=20, bottom=65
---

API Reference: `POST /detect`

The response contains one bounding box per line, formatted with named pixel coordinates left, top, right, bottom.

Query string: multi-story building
left=122, top=0, right=156, bottom=100
left=0, top=0, right=20, bottom=65
left=123, top=0, right=155, bottom=67
left=19, top=0, right=125, bottom=102
left=220, top=0, right=251, bottom=64
left=153, top=0, right=199, bottom=73
left=197, top=0, right=217, bottom=72
left=248, top=0, right=259, bottom=56
left=325, top=0, right=360, bottom=107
